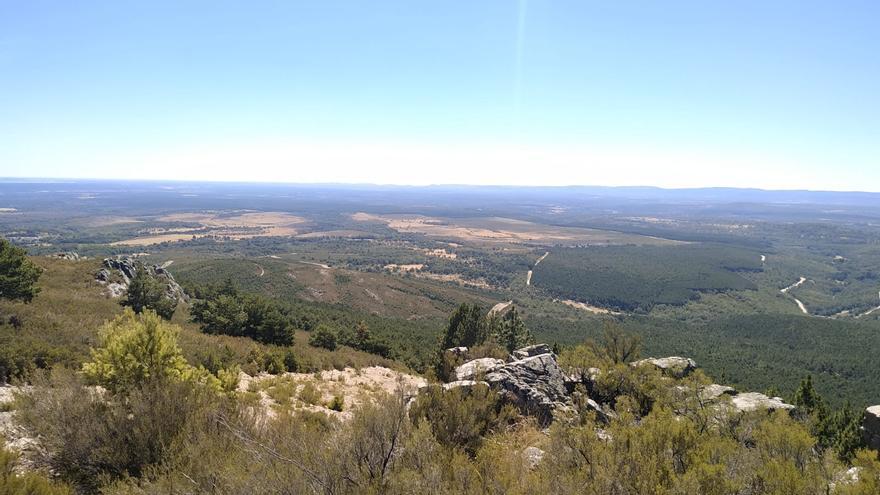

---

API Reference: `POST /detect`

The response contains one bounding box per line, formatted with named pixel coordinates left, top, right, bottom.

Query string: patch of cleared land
left=113, top=211, right=307, bottom=245
left=352, top=213, right=678, bottom=246
left=238, top=366, right=426, bottom=421
left=296, top=229, right=374, bottom=239
left=558, top=298, right=622, bottom=315
left=384, top=263, right=425, bottom=272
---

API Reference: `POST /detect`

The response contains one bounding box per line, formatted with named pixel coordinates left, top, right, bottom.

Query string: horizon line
left=1, top=176, right=879, bottom=195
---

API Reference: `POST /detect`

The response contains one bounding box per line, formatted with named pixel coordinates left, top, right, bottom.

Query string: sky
left=1, top=1, right=878, bottom=190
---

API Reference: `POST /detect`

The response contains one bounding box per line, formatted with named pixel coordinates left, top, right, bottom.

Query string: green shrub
left=409, top=383, right=518, bottom=455
left=1, top=440, right=72, bottom=494
left=327, top=394, right=344, bottom=412
left=308, top=326, right=338, bottom=351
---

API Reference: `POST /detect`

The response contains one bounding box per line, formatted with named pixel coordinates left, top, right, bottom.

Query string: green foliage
left=16, top=369, right=226, bottom=491
left=409, top=383, right=518, bottom=455
left=82, top=309, right=227, bottom=393
left=792, top=375, right=866, bottom=462
left=309, top=325, right=338, bottom=351
left=121, top=265, right=176, bottom=319
left=532, top=244, right=760, bottom=311
left=442, top=303, right=487, bottom=349
left=1, top=440, right=73, bottom=495
left=189, top=280, right=296, bottom=346
left=487, top=306, right=534, bottom=352
left=0, top=237, right=42, bottom=303
left=327, top=394, right=344, bottom=412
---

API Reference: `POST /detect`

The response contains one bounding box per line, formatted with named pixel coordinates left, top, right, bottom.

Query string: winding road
left=526, top=251, right=550, bottom=286
left=780, top=277, right=808, bottom=314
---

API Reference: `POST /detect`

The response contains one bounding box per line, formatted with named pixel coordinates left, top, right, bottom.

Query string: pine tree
left=122, top=265, right=176, bottom=320
left=0, top=237, right=42, bottom=303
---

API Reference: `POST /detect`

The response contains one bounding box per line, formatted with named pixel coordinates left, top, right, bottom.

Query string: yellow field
left=112, top=211, right=306, bottom=246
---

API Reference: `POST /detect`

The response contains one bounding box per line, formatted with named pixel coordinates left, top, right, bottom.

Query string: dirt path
left=299, top=261, right=331, bottom=269
left=526, top=252, right=549, bottom=286
left=780, top=276, right=806, bottom=293
left=856, top=291, right=880, bottom=318
left=255, top=263, right=265, bottom=277
left=780, top=277, right=808, bottom=314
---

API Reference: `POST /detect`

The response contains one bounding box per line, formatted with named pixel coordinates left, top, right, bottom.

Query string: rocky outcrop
left=512, top=344, right=552, bottom=360
left=730, top=392, right=795, bottom=413
left=699, top=384, right=737, bottom=402
left=97, top=255, right=186, bottom=302
left=49, top=251, right=81, bottom=261
left=862, top=405, right=880, bottom=450
left=441, top=345, right=795, bottom=426
left=483, top=351, right=570, bottom=424
left=454, top=358, right=505, bottom=381
left=633, top=356, right=697, bottom=378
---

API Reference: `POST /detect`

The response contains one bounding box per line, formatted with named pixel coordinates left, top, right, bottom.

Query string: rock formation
left=863, top=405, right=880, bottom=450
left=633, top=356, right=697, bottom=378
left=729, top=392, right=795, bottom=413
left=96, top=255, right=187, bottom=302
left=442, top=345, right=795, bottom=426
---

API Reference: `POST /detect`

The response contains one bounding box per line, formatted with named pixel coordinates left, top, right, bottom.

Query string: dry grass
left=352, top=213, right=680, bottom=246
left=112, top=211, right=307, bottom=246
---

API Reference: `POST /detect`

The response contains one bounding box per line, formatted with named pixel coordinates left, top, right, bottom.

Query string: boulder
left=455, top=358, right=505, bottom=381
left=442, top=380, right=489, bottom=392
left=485, top=351, right=569, bottom=424
left=99, top=255, right=187, bottom=302
left=633, top=356, right=697, bottom=378
left=862, top=405, right=880, bottom=450
left=512, top=344, right=552, bottom=360
left=50, top=251, right=80, bottom=261
left=95, top=268, right=112, bottom=282
left=522, top=446, right=545, bottom=469
left=700, top=384, right=737, bottom=402
left=445, top=346, right=468, bottom=356
left=730, top=392, right=794, bottom=413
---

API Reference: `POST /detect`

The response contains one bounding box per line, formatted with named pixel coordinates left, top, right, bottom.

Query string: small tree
left=83, top=309, right=195, bottom=393
left=491, top=306, right=533, bottom=352
left=442, top=303, right=486, bottom=349
left=0, top=237, right=42, bottom=303
left=309, top=325, right=338, bottom=351
left=122, top=265, right=177, bottom=320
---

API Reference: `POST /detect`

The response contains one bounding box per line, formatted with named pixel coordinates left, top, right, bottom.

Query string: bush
left=16, top=369, right=228, bottom=491
left=1, top=440, right=72, bottom=494
left=189, top=282, right=296, bottom=346
left=121, top=265, right=176, bottom=319
left=0, top=237, right=43, bottom=303
left=409, top=383, right=518, bottom=455
left=327, top=394, right=344, bottom=412
left=309, top=326, right=338, bottom=351
left=82, top=309, right=234, bottom=395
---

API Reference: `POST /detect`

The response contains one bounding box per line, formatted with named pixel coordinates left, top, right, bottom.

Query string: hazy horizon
left=2, top=2, right=878, bottom=191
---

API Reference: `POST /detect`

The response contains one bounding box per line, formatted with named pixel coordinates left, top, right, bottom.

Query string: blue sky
left=1, top=1, right=878, bottom=190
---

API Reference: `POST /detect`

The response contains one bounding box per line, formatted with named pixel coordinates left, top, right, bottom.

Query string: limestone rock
left=455, top=358, right=505, bottom=381
left=98, top=255, right=187, bottom=302
left=730, top=392, right=794, bottom=412
left=443, top=380, right=489, bottom=392
left=700, top=384, right=737, bottom=402
left=633, top=356, right=697, bottom=378
left=862, top=405, right=880, bottom=450
left=522, top=446, right=545, bottom=469
left=512, top=344, right=552, bottom=360
left=50, top=251, right=80, bottom=261
left=485, top=351, right=569, bottom=424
